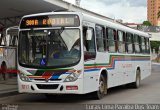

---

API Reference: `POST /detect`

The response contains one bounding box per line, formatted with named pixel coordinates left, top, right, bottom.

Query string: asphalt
left=0, top=62, right=159, bottom=98
left=0, top=77, right=18, bottom=98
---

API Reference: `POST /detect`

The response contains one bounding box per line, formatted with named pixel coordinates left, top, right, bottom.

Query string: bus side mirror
left=6, top=35, right=10, bottom=46
left=86, top=29, right=92, bottom=40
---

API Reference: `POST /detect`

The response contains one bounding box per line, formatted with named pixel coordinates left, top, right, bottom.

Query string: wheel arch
left=99, top=69, right=108, bottom=84
left=136, top=66, right=141, bottom=80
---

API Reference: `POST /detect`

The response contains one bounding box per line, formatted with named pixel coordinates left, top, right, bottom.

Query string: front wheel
left=92, top=74, right=107, bottom=100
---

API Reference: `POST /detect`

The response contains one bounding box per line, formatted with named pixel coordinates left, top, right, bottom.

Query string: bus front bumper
left=18, top=77, right=83, bottom=94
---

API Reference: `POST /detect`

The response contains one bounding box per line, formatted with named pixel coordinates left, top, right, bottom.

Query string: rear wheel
left=130, top=69, right=141, bottom=88
left=92, top=74, right=107, bottom=100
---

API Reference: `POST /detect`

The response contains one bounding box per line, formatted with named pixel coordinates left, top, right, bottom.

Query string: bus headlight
left=64, top=70, right=81, bottom=82
left=19, top=73, right=31, bottom=82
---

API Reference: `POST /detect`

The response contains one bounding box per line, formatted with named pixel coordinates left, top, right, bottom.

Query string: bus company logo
left=43, top=71, right=53, bottom=82
left=45, top=78, right=49, bottom=82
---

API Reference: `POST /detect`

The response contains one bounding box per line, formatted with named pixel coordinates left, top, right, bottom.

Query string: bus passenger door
left=83, top=23, right=98, bottom=93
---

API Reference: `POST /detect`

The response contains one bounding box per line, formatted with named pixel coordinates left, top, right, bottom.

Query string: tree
left=142, top=21, right=152, bottom=26
left=150, top=41, right=160, bottom=53
left=158, top=10, right=160, bottom=18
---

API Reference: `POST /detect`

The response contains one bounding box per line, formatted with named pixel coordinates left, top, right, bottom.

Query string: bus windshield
left=18, top=28, right=80, bottom=68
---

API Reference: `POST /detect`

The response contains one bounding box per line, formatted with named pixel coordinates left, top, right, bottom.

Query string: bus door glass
left=83, top=27, right=96, bottom=60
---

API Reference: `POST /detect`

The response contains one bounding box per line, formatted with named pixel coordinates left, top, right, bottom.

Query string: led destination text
left=20, top=15, right=80, bottom=28
left=26, top=18, right=74, bottom=26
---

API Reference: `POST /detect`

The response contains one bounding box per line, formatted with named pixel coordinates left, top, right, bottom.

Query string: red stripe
left=84, top=56, right=150, bottom=69
left=42, top=71, right=53, bottom=79
left=0, top=69, right=19, bottom=74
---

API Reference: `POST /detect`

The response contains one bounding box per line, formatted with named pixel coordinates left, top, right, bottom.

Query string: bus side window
left=0, top=34, right=6, bottom=46
left=145, top=38, right=150, bottom=54
left=134, top=34, right=140, bottom=53
left=83, top=27, right=96, bottom=60
left=126, top=33, right=134, bottom=54
left=117, top=30, right=125, bottom=53
left=10, top=35, right=18, bottom=46
left=138, top=36, right=142, bottom=53
left=107, top=28, right=117, bottom=53
left=141, top=37, right=146, bottom=54
left=0, top=34, right=2, bottom=45
left=96, top=25, right=105, bottom=52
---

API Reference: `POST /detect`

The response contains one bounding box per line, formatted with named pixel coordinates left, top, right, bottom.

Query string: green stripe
left=37, top=68, right=73, bottom=71
left=84, top=55, right=150, bottom=66
left=35, top=70, right=45, bottom=76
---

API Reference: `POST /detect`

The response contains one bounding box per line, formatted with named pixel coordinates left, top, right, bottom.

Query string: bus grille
left=36, top=84, right=59, bottom=89
left=34, top=79, right=62, bottom=81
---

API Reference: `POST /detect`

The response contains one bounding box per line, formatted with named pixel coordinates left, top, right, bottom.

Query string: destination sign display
left=20, top=14, right=80, bottom=28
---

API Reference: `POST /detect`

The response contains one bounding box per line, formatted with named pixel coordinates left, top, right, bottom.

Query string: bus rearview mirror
left=86, top=29, right=92, bottom=40
left=6, top=34, right=10, bottom=46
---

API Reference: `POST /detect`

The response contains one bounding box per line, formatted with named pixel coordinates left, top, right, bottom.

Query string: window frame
left=95, top=25, right=105, bottom=52
left=106, top=27, right=117, bottom=53
left=134, top=34, right=141, bottom=54
left=126, top=32, right=134, bottom=54
left=83, top=26, right=96, bottom=61
left=117, top=30, right=126, bottom=53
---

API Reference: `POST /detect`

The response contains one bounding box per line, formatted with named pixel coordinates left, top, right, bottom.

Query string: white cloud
left=65, top=0, right=147, bottom=23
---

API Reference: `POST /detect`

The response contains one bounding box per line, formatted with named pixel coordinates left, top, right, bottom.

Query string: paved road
left=0, top=64, right=160, bottom=110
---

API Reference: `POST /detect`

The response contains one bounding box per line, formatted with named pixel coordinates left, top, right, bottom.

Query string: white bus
left=18, top=12, right=151, bottom=99
left=0, top=26, right=18, bottom=80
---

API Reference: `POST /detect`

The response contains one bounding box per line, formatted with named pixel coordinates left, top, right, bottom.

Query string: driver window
left=0, top=34, right=6, bottom=46
left=83, top=26, right=96, bottom=60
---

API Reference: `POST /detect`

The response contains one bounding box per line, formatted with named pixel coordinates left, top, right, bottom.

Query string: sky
left=64, top=0, right=147, bottom=23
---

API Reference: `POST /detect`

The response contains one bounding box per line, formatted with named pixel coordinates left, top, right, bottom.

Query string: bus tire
left=131, top=69, right=141, bottom=88
left=92, top=74, right=107, bottom=100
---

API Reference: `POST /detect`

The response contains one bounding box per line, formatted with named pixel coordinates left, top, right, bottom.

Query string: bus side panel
left=107, top=54, right=135, bottom=88
left=107, top=53, right=125, bottom=88
left=139, top=58, right=151, bottom=80
left=6, top=48, right=17, bottom=69
left=83, top=60, right=99, bottom=94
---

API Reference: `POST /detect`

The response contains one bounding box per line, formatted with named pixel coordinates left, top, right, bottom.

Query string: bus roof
left=82, top=13, right=150, bottom=38
left=20, top=11, right=150, bottom=38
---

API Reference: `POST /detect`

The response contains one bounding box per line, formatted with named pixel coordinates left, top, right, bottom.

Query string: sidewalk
left=0, top=77, right=19, bottom=97
left=152, top=62, right=160, bottom=65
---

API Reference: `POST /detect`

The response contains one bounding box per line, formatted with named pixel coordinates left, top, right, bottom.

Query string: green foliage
left=150, top=41, right=160, bottom=53
left=158, top=11, right=160, bottom=18
left=142, top=21, right=152, bottom=26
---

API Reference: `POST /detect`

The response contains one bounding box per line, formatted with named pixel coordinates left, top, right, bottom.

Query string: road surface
left=0, top=64, right=160, bottom=110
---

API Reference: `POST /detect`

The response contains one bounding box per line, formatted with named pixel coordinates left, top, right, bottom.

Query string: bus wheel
left=131, top=69, right=141, bottom=88
left=92, top=74, right=107, bottom=100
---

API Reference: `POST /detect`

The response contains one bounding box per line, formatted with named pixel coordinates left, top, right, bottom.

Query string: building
left=75, top=0, right=81, bottom=6
left=125, top=23, right=142, bottom=29
left=138, top=26, right=160, bottom=41
left=147, top=0, right=160, bottom=26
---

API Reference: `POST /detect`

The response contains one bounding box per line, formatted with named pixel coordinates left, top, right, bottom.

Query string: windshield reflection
left=18, top=29, right=81, bottom=68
